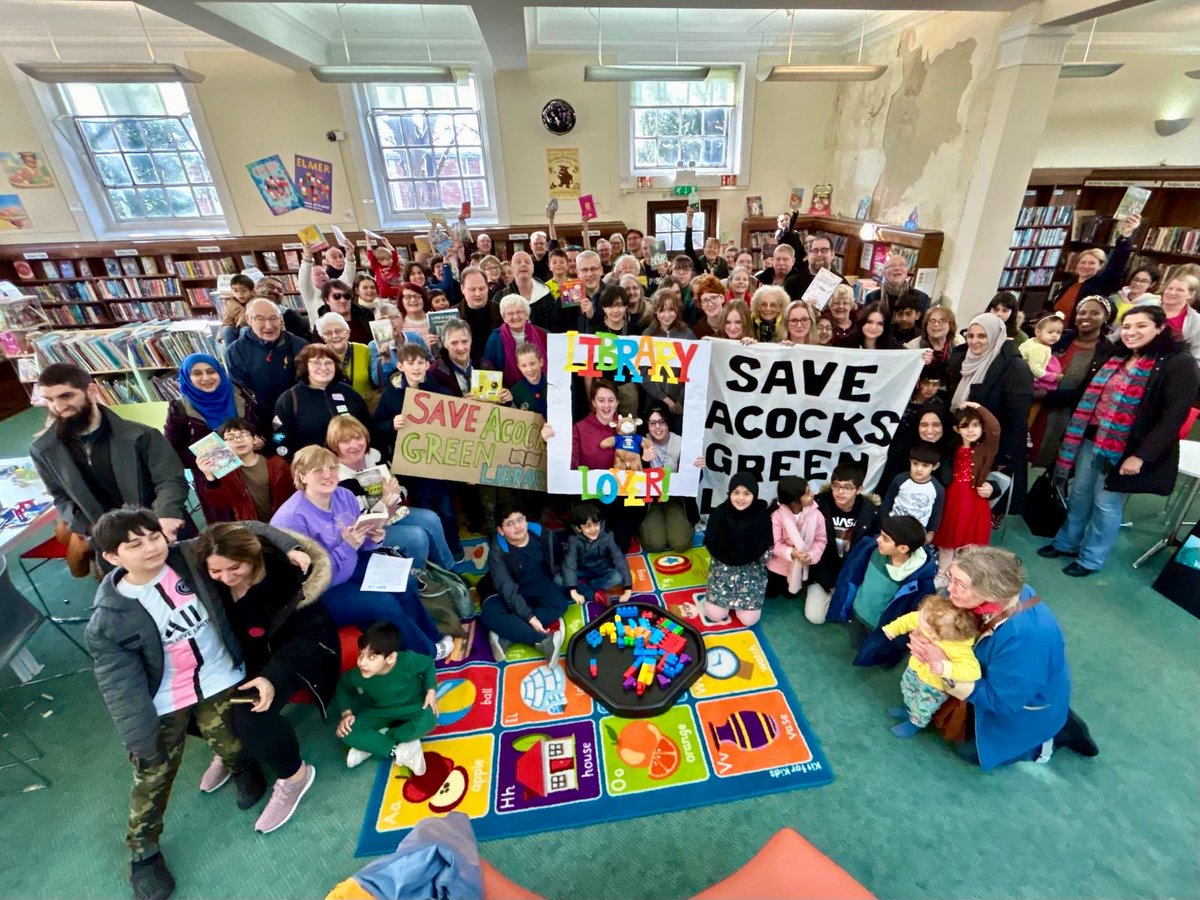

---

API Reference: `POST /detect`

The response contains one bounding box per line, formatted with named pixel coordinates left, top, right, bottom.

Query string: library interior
left=0, top=1, right=1197, bottom=899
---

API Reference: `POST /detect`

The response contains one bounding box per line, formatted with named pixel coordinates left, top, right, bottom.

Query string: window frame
left=646, top=199, right=718, bottom=254
left=629, top=73, right=739, bottom=176
left=351, top=69, right=508, bottom=229
left=31, top=76, right=235, bottom=239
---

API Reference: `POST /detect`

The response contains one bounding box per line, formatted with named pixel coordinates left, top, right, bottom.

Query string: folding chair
left=17, top=536, right=90, bottom=658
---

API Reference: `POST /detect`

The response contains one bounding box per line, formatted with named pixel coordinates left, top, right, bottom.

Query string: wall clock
left=541, top=98, right=576, bottom=135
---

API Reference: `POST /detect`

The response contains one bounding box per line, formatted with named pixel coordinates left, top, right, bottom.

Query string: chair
left=0, top=554, right=53, bottom=793
left=17, top=536, right=91, bottom=658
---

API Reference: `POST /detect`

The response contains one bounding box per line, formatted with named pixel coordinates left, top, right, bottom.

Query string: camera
left=326, top=129, right=346, bottom=143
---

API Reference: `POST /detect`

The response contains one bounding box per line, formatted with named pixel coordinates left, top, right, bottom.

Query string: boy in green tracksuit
left=334, top=622, right=438, bottom=775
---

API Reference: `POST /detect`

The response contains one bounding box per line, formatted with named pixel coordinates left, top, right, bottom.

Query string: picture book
left=471, top=369, right=504, bottom=403
left=369, top=318, right=394, bottom=347
left=188, top=432, right=243, bottom=480
left=426, top=308, right=459, bottom=338
left=78, top=259, right=93, bottom=278
left=284, top=250, right=300, bottom=270
left=424, top=211, right=449, bottom=228
left=787, top=188, right=805, bottom=213
left=103, top=258, right=121, bottom=277
left=809, top=184, right=832, bottom=215
left=121, top=257, right=140, bottom=276
left=141, top=256, right=159, bottom=276
left=546, top=198, right=559, bottom=217
left=330, top=224, right=348, bottom=248
left=746, top=195, right=764, bottom=217
left=558, top=278, right=584, bottom=308
left=1115, top=186, right=1150, bottom=220
left=17, top=357, right=40, bottom=383
left=294, top=155, right=333, bottom=214
left=162, top=255, right=176, bottom=275
left=59, top=260, right=76, bottom=279
left=432, top=229, right=454, bottom=256
left=263, top=251, right=280, bottom=272
left=240, top=254, right=257, bottom=269
left=801, top=267, right=843, bottom=310
left=216, top=274, right=234, bottom=294
left=870, top=243, right=889, bottom=275
left=578, top=194, right=596, bottom=220
left=246, top=154, right=303, bottom=216
left=460, top=201, right=471, bottom=219
left=413, top=235, right=432, bottom=257
left=14, top=261, right=34, bottom=280
left=40, top=260, right=59, bottom=280
left=297, top=225, right=329, bottom=255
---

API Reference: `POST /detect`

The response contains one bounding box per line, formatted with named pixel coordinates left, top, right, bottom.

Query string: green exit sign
left=672, top=185, right=696, bottom=196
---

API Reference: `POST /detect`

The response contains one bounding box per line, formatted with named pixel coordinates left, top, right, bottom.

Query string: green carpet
left=1, top=403, right=1197, bottom=898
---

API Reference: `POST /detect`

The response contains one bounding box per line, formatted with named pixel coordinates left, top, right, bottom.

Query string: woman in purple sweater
left=270, top=445, right=451, bottom=660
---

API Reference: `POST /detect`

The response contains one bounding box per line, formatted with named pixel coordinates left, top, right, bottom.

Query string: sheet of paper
left=801, top=267, right=842, bottom=310
left=330, top=224, right=347, bottom=247
left=361, top=552, right=413, bottom=593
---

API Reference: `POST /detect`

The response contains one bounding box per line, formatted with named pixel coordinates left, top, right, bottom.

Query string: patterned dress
left=707, top=556, right=770, bottom=611
left=932, top=444, right=991, bottom=550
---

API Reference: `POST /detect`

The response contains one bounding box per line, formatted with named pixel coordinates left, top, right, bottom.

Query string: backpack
left=417, top=562, right=473, bottom=637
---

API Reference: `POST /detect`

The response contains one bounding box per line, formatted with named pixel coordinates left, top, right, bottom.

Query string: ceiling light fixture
left=18, top=1, right=204, bottom=84
left=1059, top=20, right=1123, bottom=78
left=311, top=3, right=455, bottom=84
left=583, top=8, right=710, bottom=82
left=759, top=10, right=887, bottom=82
left=1154, top=117, right=1193, bottom=137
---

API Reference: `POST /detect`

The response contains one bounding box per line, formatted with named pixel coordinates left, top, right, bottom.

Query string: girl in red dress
left=933, top=402, right=1002, bottom=571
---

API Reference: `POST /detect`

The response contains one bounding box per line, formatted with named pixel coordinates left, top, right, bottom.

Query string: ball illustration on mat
left=520, top=664, right=567, bottom=715
left=434, top=678, right=477, bottom=726
left=613, top=721, right=680, bottom=780
left=708, top=709, right=779, bottom=752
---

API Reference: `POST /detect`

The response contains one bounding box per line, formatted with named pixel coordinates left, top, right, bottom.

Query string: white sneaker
left=434, top=635, right=454, bottom=661
left=488, top=631, right=511, bottom=663
left=540, top=626, right=565, bottom=668
left=346, top=748, right=372, bottom=769
left=392, top=740, right=427, bottom=776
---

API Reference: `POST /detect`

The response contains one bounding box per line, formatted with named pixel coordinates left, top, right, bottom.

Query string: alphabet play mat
left=355, top=542, right=834, bottom=857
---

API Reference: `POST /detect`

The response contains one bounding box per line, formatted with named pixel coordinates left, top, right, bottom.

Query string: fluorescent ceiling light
left=584, top=64, right=710, bottom=82
left=1059, top=62, right=1123, bottom=78
left=310, top=64, right=456, bottom=84
left=16, top=62, right=204, bottom=83
left=759, top=64, right=887, bottom=82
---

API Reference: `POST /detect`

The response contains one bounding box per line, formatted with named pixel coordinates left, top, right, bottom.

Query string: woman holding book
left=272, top=344, right=370, bottom=461
left=315, top=312, right=376, bottom=410
left=483, top=295, right=549, bottom=389
left=399, top=282, right=439, bottom=353
left=165, top=354, right=258, bottom=518
left=270, top=446, right=452, bottom=660
left=368, top=302, right=430, bottom=388
left=327, top=416, right=454, bottom=572
left=1049, top=213, right=1140, bottom=323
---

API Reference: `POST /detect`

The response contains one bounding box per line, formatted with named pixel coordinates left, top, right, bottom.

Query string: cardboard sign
left=395, top=391, right=547, bottom=490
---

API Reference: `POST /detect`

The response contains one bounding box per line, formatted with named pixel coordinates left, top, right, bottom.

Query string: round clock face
left=541, top=98, right=576, bottom=135
left=706, top=646, right=739, bottom=680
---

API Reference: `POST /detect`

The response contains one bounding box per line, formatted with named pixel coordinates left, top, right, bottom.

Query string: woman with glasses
left=316, top=312, right=376, bottom=411
left=270, top=446, right=452, bottom=660
left=689, top=274, right=727, bottom=339
left=780, top=300, right=819, bottom=347
left=906, top=305, right=964, bottom=363
left=399, top=281, right=438, bottom=353
left=272, top=344, right=370, bottom=461
left=638, top=404, right=699, bottom=553
left=316, top=279, right=373, bottom=345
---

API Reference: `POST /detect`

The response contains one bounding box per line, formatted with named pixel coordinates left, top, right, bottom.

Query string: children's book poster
left=808, top=184, right=832, bottom=215
left=0, top=195, right=32, bottom=230
left=546, top=148, right=581, bottom=199
left=0, top=151, right=56, bottom=189
left=245, top=154, right=303, bottom=216
left=294, top=155, right=333, bottom=214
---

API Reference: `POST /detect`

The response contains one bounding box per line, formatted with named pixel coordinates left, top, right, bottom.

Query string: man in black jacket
left=227, top=299, right=309, bottom=434
left=788, top=233, right=846, bottom=299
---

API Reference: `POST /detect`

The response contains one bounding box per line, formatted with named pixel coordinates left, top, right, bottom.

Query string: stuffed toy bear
left=600, top=414, right=644, bottom=471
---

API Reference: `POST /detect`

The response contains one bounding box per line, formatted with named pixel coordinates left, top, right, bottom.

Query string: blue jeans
left=321, top=552, right=442, bottom=656
left=575, top=567, right=623, bottom=601
left=408, top=478, right=463, bottom=557
left=384, top=506, right=454, bottom=570
left=480, top=581, right=570, bottom=646
left=1053, top=440, right=1126, bottom=571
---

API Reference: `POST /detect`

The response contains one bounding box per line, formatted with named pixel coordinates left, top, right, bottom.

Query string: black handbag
left=1022, top=471, right=1068, bottom=537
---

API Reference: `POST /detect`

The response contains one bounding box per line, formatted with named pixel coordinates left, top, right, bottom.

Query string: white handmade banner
left=701, top=341, right=924, bottom=510
left=545, top=332, right=711, bottom=505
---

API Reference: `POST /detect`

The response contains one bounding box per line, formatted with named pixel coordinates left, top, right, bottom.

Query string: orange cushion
left=483, top=860, right=545, bottom=900
left=690, top=828, right=874, bottom=900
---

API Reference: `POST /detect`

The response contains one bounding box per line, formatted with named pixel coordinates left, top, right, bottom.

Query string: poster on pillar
left=544, top=332, right=710, bottom=505
left=700, top=342, right=924, bottom=511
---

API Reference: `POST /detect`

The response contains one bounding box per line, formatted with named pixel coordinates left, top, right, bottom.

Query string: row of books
left=1142, top=226, right=1200, bottom=256
left=44, top=304, right=107, bottom=326
left=1004, top=248, right=1061, bottom=269
left=110, top=301, right=190, bottom=322
left=1015, top=205, right=1075, bottom=227
left=998, top=267, right=1056, bottom=289
left=129, top=323, right=220, bottom=369
left=1010, top=227, right=1068, bottom=249
left=97, top=277, right=181, bottom=300
left=186, top=287, right=218, bottom=307
left=32, top=321, right=218, bottom=375
left=175, top=257, right=238, bottom=278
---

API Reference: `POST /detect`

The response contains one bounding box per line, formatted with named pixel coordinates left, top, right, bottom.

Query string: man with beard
left=31, top=364, right=192, bottom=544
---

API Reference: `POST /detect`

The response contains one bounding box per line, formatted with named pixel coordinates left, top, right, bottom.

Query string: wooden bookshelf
left=1012, top=166, right=1200, bottom=313
left=738, top=214, right=944, bottom=283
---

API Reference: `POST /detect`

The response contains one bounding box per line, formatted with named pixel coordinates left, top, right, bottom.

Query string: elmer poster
left=245, top=154, right=302, bottom=216
left=294, top=155, right=333, bottom=214
left=544, top=332, right=710, bottom=505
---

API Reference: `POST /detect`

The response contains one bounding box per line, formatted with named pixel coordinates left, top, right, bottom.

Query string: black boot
left=232, top=759, right=266, bottom=809
left=1053, top=708, right=1099, bottom=757
left=131, top=853, right=175, bottom=900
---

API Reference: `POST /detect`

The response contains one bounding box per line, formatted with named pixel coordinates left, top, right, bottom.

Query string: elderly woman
left=270, top=446, right=451, bottom=660
left=484, top=294, right=549, bottom=388
left=690, top=274, right=727, bottom=339
left=826, top=285, right=858, bottom=345
left=909, top=546, right=1084, bottom=770
left=1040, top=305, right=1199, bottom=576
left=315, top=280, right=373, bottom=345
left=273, top=344, right=369, bottom=460
left=618, top=273, right=647, bottom=322
left=905, top=305, right=964, bottom=364
left=1157, top=273, right=1200, bottom=361
left=945, top=312, right=1034, bottom=513
left=315, top=311, right=375, bottom=408
left=1051, top=213, right=1140, bottom=322
left=781, top=300, right=819, bottom=347
left=724, top=266, right=755, bottom=304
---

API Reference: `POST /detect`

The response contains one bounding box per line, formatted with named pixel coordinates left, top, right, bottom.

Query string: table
left=0, top=457, right=54, bottom=556
left=1132, top=440, right=1200, bottom=569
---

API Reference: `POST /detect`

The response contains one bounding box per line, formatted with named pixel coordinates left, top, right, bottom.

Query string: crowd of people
left=26, top=206, right=1200, bottom=900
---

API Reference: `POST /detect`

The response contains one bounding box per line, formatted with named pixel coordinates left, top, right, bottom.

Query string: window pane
left=408, top=148, right=436, bottom=178
left=166, top=186, right=199, bottom=217
left=635, top=109, right=658, bottom=138
left=657, top=139, right=679, bottom=167
left=115, top=120, right=147, bottom=151
left=453, top=114, right=480, bottom=145
left=415, top=180, right=440, bottom=208
left=703, top=108, right=727, bottom=136
left=663, top=82, right=688, bottom=105
left=383, top=149, right=409, bottom=178
left=464, top=179, right=487, bottom=207
left=438, top=180, right=464, bottom=207
left=679, top=139, right=702, bottom=169
left=101, top=83, right=163, bottom=116
left=680, top=109, right=701, bottom=136
left=402, top=113, right=431, bottom=145
left=127, top=153, right=157, bottom=184
left=180, top=152, right=211, bottom=183
left=138, top=188, right=171, bottom=217
left=141, top=120, right=177, bottom=150
left=376, top=116, right=401, bottom=147
left=195, top=186, right=222, bottom=217
left=403, top=86, right=429, bottom=107
left=430, top=113, right=456, bottom=146
left=670, top=213, right=687, bottom=231
left=702, top=138, right=725, bottom=167
left=437, top=153, right=460, bottom=177
left=657, top=109, right=680, bottom=135
left=65, top=84, right=104, bottom=115
left=654, top=214, right=672, bottom=233
left=95, top=154, right=132, bottom=187
left=109, top=188, right=140, bottom=219
left=389, top=181, right=416, bottom=211
left=160, top=83, right=189, bottom=116
left=163, top=119, right=194, bottom=149
left=635, top=140, right=657, bottom=168
left=429, top=84, right=456, bottom=107
left=154, top=153, right=186, bottom=184
left=459, top=148, right=484, bottom=176
left=709, top=78, right=735, bottom=105
left=81, top=120, right=119, bottom=152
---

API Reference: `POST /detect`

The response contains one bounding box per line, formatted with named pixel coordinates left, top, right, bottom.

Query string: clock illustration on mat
left=541, top=98, right=576, bottom=135
left=706, top=646, right=740, bottom=680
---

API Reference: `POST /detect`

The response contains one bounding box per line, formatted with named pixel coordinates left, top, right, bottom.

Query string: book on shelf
left=78, top=259, right=92, bottom=278
left=263, top=252, right=280, bottom=272
left=808, top=184, right=832, bottom=216
left=60, top=260, right=76, bottom=279
left=162, top=255, right=176, bottom=276
left=188, top=433, right=243, bottom=480
left=14, top=260, right=34, bottom=280
left=240, top=253, right=257, bottom=270
left=187, top=287, right=217, bottom=308
left=16, top=356, right=40, bottom=383
left=1143, top=226, right=1199, bottom=256
left=41, top=260, right=59, bottom=280
left=0, top=330, right=29, bottom=357
left=103, top=258, right=121, bottom=277
left=746, top=195, right=764, bottom=217
left=175, top=257, right=237, bottom=278
left=284, top=250, right=300, bottom=270
left=120, top=258, right=140, bottom=276
left=140, top=256, right=159, bottom=276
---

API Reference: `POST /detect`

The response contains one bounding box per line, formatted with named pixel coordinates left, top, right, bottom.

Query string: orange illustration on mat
left=627, top=555, right=654, bottom=593
left=500, top=660, right=594, bottom=727
left=695, top=690, right=813, bottom=777
left=690, top=630, right=778, bottom=699
left=375, top=732, right=494, bottom=832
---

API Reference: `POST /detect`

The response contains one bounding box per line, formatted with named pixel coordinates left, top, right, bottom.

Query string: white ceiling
left=2, top=0, right=1196, bottom=68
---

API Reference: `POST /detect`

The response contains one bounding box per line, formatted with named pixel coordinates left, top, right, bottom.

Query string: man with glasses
left=227, top=298, right=309, bottom=434
left=574, top=250, right=607, bottom=329
left=791, top=233, right=846, bottom=300
left=807, top=464, right=880, bottom=625
left=864, top=254, right=930, bottom=313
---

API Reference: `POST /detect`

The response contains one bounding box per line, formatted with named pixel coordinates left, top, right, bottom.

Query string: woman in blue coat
left=908, top=545, right=1095, bottom=770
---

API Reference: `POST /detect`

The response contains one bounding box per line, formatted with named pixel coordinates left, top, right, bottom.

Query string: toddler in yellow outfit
left=883, top=593, right=980, bottom=738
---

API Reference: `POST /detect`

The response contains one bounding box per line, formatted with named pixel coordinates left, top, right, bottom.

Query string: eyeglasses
left=249, top=315, right=282, bottom=324
left=222, top=430, right=252, bottom=441
left=329, top=292, right=348, bottom=300
left=308, top=358, right=336, bottom=367
left=648, top=418, right=668, bottom=426
left=308, top=464, right=340, bottom=476
left=788, top=316, right=811, bottom=325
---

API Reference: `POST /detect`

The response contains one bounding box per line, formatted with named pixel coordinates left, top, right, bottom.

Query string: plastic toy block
left=678, top=653, right=692, bottom=666
left=616, top=605, right=638, bottom=618
left=585, top=631, right=604, bottom=649
left=589, top=660, right=598, bottom=678
left=636, top=682, right=646, bottom=696
left=623, top=664, right=637, bottom=678
left=623, top=676, right=637, bottom=690
left=657, top=674, right=672, bottom=688
left=640, top=609, right=654, bottom=619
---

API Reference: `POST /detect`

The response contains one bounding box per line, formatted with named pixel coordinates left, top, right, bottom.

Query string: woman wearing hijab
left=945, top=313, right=1034, bottom=514
left=702, top=473, right=774, bottom=626
left=165, top=353, right=258, bottom=520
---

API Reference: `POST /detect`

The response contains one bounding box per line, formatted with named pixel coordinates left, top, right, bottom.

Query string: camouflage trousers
left=127, top=691, right=243, bottom=861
